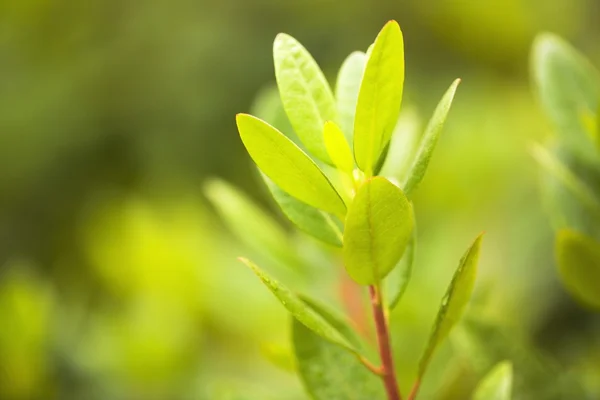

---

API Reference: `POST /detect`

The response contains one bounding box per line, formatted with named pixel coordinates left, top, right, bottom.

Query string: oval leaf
left=353, top=20, right=405, bottom=175
left=555, top=229, right=600, bottom=309
left=418, top=233, right=484, bottom=378
left=343, top=177, right=414, bottom=285
left=324, top=121, right=354, bottom=173
left=403, top=79, right=460, bottom=195
left=473, top=361, right=513, bottom=400
left=239, top=258, right=355, bottom=352
left=274, top=33, right=337, bottom=164
left=236, top=114, right=346, bottom=217
left=293, top=299, right=385, bottom=400
left=532, top=33, right=600, bottom=160
left=335, top=51, right=367, bottom=141
left=262, top=175, right=343, bottom=247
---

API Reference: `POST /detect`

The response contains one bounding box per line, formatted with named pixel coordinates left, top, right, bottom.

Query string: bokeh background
left=1, top=0, right=599, bottom=399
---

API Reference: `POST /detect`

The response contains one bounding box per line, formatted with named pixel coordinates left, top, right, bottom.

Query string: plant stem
left=408, top=379, right=421, bottom=400
left=369, top=285, right=402, bottom=400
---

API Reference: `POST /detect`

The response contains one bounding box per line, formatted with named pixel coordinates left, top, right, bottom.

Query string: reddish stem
left=369, top=285, right=402, bottom=400
left=408, top=379, right=421, bottom=400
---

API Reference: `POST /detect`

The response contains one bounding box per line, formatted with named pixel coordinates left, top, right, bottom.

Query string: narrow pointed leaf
left=236, top=114, right=346, bottom=217
left=403, top=79, right=460, bottom=195
left=343, top=177, right=414, bottom=285
left=239, top=258, right=355, bottom=352
left=204, top=179, right=302, bottom=269
left=274, top=33, right=337, bottom=164
left=293, top=299, right=385, bottom=400
left=532, top=33, right=600, bottom=159
left=473, top=361, right=513, bottom=400
left=353, top=20, right=405, bottom=175
left=385, top=215, right=417, bottom=310
left=262, top=175, right=343, bottom=247
left=335, top=51, right=366, bottom=141
left=555, top=229, right=600, bottom=309
left=324, top=121, right=354, bottom=173
left=418, top=233, right=484, bottom=378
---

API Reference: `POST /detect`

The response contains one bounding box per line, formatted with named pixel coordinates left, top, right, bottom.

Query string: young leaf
left=473, top=361, right=513, bottom=400
left=236, top=114, right=346, bottom=217
left=323, top=121, right=354, bottom=173
left=555, top=229, right=600, bottom=309
left=403, top=79, right=461, bottom=195
left=353, top=20, right=405, bottom=175
left=239, top=258, right=355, bottom=352
left=531, top=33, right=600, bottom=160
left=262, top=175, right=343, bottom=247
left=274, top=33, right=337, bottom=164
left=385, top=215, right=417, bottom=310
left=204, top=179, right=303, bottom=270
left=343, top=177, right=414, bottom=285
left=335, top=51, right=366, bottom=141
left=418, top=233, right=483, bottom=378
left=293, top=298, right=385, bottom=400
left=379, top=107, right=423, bottom=182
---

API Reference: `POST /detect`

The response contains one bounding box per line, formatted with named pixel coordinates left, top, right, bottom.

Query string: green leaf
left=403, top=79, right=460, bottom=195
left=293, top=299, right=385, bottom=400
left=555, top=229, right=600, bottom=309
left=204, top=179, right=302, bottom=269
left=343, top=177, right=414, bottom=285
left=379, top=107, right=423, bottom=182
left=239, top=258, right=356, bottom=352
left=418, top=233, right=483, bottom=378
left=274, top=33, right=337, bottom=164
left=262, top=175, right=343, bottom=247
left=260, top=342, right=296, bottom=373
left=532, top=33, right=600, bottom=160
left=353, top=20, right=405, bottom=175
left=335, top=51, right=366, bottom=141
left=531, top=143, right=600, bottom=219
left=323, top=121, right=354, bottom=173
left=236, top=114, right=346, bottom=217
left=385, top=214, right=417, bottom=310
left=473, top=361, right=513, bottom=400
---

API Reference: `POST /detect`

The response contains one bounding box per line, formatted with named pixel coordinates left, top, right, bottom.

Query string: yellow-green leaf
left=418, top=233, right=484, bottom=378
left=403, top=79, right=460, bottom=195
left=353, top=20, right=404, bottom=175
left=385, top=214, right=417, bottom=310
left=274, top=33, right=337, bottom=164
left=239, top=258, right=355, bottom=352
left=343, top=177, right=414, bottom=285
left=324, top=121, right=354, bottom=173
left=236, top=114, right=346, bottom=217
left=473, top=361, right=513, bottom=400
left=335, top=51, right=366, bottom=141
left=555, top=229, right=600, bottom=309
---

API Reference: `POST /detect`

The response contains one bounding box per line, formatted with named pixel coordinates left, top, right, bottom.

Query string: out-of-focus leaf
left=239, top=258, right=355, bottom=352
left=262, top=175, right=343, bottom=247
left=555, top=229, right=600, bottom=309
left=343, top=177, right=413, bottom=285
left=236, top=114, right=346, bottom=217
left=323, top=121, right=354, bottom=173
left=403, top=79, right=460, bottom=195
left=292, top=298, right=385, bottom=400
left=418, top=233, right=483, bottom=378
left=531, top=144, right=600, bottom=219
left=335, top=51, right=366, bottom=141
left=531, top=33, right=600, bottom=160
left=353, top=21, right=404, bottom=175
left=260, top=342, right=296, bottom=373
left=379, top=107, right=423, bottom=182
left=274, top=33, right=337, bottom=164
left=385, top=214, right=417, bottom=310
left=473, top=361, right=513, bottom=400
left=204, top=179, right=302, bottom=269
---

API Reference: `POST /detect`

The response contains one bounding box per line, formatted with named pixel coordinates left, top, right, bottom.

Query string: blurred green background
left=1, top=0, right=599, bottom=399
